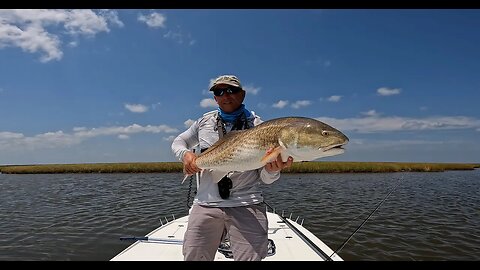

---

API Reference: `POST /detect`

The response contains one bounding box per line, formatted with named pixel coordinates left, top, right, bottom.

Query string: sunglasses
left=213, top=87, right=242, bottom=97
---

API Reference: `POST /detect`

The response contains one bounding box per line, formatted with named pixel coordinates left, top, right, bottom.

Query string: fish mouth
left=322, top=143, right=346, bottom=152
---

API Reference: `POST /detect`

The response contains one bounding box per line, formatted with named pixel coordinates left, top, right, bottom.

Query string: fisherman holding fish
left=171, top=74, right=294, bottom=261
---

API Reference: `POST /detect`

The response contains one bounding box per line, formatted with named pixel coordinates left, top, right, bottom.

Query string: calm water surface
left=0, top=170, right=479, bottom=261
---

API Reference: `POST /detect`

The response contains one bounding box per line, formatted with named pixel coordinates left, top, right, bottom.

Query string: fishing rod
left=330, top=177, right=403, bottom=257
left=120, top=236, right=183, bottom=244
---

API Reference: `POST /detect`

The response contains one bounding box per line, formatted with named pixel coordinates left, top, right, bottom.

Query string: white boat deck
left=111, top=211, right=343, bottom=261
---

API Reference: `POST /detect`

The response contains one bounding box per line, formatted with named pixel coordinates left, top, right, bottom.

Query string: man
left=171, top=74, right=293, bottom=261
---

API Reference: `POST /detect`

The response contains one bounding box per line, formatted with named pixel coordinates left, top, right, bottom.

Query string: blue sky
left=1, top=9, right=479, bottom=165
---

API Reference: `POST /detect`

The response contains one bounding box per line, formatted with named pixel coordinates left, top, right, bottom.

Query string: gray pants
left=183, top=203, right=268, bottom=261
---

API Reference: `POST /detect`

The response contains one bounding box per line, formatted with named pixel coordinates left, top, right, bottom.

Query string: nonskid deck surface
left=111, top=212, right=343, bottom=261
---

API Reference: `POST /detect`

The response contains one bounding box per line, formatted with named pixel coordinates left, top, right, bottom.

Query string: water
left=0, top=170, right=479, bottom=261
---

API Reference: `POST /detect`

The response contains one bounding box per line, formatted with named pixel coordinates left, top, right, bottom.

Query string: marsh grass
left=281, top=162, right=479, bottom=173
left=0, top=162, right=183, bottom=174
left=0, top=162, right=478, bottom=174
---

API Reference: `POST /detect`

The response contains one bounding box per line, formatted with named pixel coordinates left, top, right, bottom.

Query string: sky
left=0, top=9, right=479, bottom=165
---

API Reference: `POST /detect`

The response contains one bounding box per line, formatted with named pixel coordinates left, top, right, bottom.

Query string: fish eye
left=322, top=130, right=329, bottom=136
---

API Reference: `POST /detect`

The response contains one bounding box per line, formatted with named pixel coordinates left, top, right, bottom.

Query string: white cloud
left=64, top=9, right=123, bottom=36
left=362, top=110, right=380, bottom=117
left=291, top=100, right=311, bottom=109
left=350, top=138, right=445, bottom=147
left=0, top=23, right=63, bottom=62
left=316, top=115, right=480, bottom=133
left=0, top=124, right=178, bottom=151
left=244, top=85, right=260, bottom=95
left=0, top=9, right=123, bottom=62
left=73, top=127, right=87, bottom=132
left=67, top=41, right=78, bottom=47
left=200, top=98, right=217, bottom=108
left=137, top=12, right=166, bottom=28
left=273, top=100, right=288, bottom=109
left=377, top=87, right=401, bottom=96
left=163, top=135, right=176, bottom=141
left=118, top=134, right=129, bottom=139
left=136, top=11, right=195, bottom=46
left=347, top=138, right=450, bottom=154
left=339, top=137, right=480, bottom=163
left=273, top=99, right=312, bottom=109
left=163, top=28, right=195, bottom=45
left=125, top=103, right=149, bottom=113
left=0, top=131, right=24, bottom=139
left=98, top=9, right=124, bottom=28
left=327, top=95, right=342, bottom=102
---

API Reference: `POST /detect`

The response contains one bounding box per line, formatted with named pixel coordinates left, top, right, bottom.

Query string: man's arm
left=171, top=120, right=200, bottom=162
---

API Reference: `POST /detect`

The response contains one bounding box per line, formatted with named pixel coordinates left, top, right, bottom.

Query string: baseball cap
left=209, top=75, right=242, bottom=91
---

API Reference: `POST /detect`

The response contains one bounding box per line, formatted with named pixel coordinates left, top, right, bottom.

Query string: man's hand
left=264, top=148, right=293, bottom=173
left=183, top=151, right=201, bottom=175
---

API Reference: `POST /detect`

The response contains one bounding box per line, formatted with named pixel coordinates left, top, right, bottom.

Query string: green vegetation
left=281, top=162, right=479, bottom=173
left=0, top=161, right=478, bottom=174
left=0, top=162, right=183, bottom=174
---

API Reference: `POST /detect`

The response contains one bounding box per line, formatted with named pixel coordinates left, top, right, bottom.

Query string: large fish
left=186, top=116, right=349, bottom=183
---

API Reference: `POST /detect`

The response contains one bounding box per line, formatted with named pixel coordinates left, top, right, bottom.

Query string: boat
left=111, top=204, right=343, bottom=261
left=111, top=167, right=343, bottom=261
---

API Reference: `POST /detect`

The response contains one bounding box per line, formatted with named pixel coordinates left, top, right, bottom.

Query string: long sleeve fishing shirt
left=171, top=110, right=280, bottom=207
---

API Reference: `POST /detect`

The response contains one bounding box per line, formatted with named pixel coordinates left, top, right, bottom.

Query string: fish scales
left=191, top=117, right=349, bottom=183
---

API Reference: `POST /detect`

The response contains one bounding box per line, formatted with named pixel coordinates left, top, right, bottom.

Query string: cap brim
left=209, top=82, right=242, bottom=91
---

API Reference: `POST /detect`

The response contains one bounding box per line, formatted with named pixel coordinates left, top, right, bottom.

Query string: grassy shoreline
left=0, top=161, right=478, bottom=174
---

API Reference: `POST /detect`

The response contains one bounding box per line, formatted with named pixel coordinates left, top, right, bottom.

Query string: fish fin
left=181, top=174, right=189, bottom=184
left=210, top=170, right=229, bottom=183
left=181, top=166, right=192, bottom=184
left=182, top=169, right=205, bottom=184
left=280, top=152, right=289, bottom=163
left=278, top=139, right=289, bottom=162
left=260, top=146, right=284, bottom=164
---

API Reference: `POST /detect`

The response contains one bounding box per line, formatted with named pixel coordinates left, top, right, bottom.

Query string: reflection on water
left=0, top=170, right=479, bottom=261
